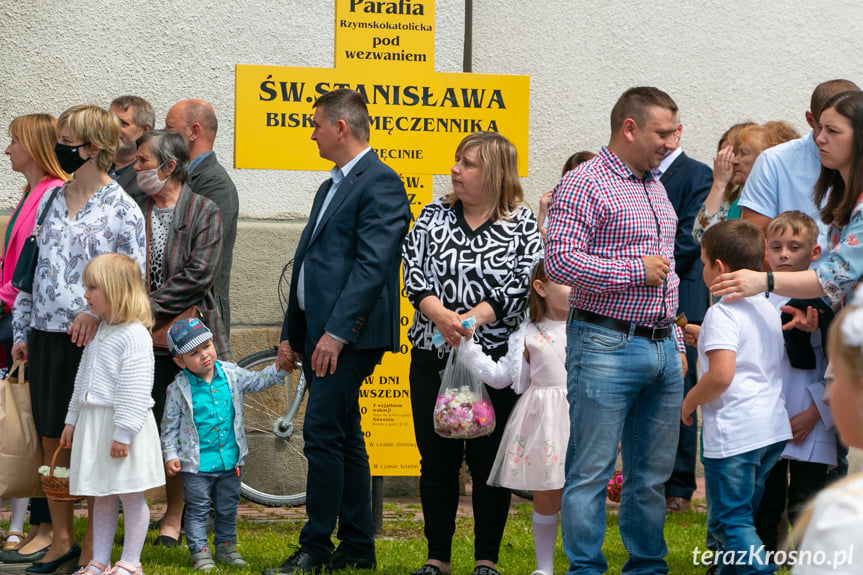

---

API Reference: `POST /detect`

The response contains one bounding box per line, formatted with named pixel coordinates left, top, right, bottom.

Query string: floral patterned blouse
left=12, top=181, right=146, bottom=343
left=815, top=191, right=863, bottom=304
left=692, top=197, right=740, bottom=244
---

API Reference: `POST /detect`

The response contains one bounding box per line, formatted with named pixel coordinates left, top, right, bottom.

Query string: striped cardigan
left=138, top=186, right=229, bottom=358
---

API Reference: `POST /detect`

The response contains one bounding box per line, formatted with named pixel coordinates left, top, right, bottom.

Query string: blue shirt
left=108, top=161, right=134, bottom=181
left=189, top=150, right=214, bottom=175
left=738, top=132, right=829, bottom=263
left=187, top=362, right=239, bottom=472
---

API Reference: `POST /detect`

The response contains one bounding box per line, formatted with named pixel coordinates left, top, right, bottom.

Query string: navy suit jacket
left=661, top=151, right=712, bottom=323
left=281, top=150, right=410, bottom=354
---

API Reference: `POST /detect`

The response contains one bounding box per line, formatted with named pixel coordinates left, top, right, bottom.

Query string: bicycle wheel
left=238, top=348, right=308, bottom=507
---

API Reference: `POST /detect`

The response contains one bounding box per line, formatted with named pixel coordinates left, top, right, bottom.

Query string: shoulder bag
left=11, top=186, right=62, bottom=293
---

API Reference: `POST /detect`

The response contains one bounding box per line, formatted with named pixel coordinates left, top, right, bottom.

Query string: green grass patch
left=2, top=501, right=790, bottom=574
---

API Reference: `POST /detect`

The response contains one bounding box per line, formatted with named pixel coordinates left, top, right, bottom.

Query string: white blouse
left=12, top=181, right=146, bottom=342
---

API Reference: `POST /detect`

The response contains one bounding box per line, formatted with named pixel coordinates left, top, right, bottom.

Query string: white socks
left=532, top=511, right=559, bottom=575
left=8, top=498, right=29, bottom=542
left=92, top=492, right=149, bottom=574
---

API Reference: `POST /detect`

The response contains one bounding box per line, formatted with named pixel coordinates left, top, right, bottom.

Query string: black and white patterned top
left=402, top=199, right=541, bottom=354
left=149, top=205, right=175, bottom=292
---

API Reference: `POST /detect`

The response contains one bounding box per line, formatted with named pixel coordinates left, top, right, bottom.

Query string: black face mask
left=55, top=142, right=91, bottom=174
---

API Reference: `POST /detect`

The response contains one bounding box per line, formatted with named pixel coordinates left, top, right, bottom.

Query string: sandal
left=472, top=567, right=501, bottom=575
left=2, top=531, right=25, bottom=551
left=106, top=561, right=143, bottom=575
left=74, top=560, right=110, bottom=575
left=410, top=565, right=444, bottom=575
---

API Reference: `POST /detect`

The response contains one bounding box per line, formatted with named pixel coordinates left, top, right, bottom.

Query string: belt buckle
left=650, top=325, right=666, bottom=341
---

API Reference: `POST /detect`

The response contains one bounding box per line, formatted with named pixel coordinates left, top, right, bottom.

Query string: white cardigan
left=64, top=321, right=155, bottom=444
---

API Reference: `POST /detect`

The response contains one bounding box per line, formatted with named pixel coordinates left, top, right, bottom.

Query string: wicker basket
left=40, top=446, right=83, bottom=502
left=606, top=469, right=622, bottom=503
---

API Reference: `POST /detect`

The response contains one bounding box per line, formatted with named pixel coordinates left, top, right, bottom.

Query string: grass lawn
left=63, top=502, right=710, bottom=574
left=6, top=501, right=795, bottom=574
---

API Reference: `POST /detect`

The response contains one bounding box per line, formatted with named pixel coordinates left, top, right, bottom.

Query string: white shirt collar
left=331, top=146, right=373, bottom=184
left=656, top=146, right=684, bottom=178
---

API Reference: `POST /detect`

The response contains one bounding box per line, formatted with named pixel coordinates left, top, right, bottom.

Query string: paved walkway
left=2, top=477, right=706, bottom=525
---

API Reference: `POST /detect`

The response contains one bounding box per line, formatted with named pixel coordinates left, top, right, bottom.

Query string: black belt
left=569, top=309, right=672, bottom=341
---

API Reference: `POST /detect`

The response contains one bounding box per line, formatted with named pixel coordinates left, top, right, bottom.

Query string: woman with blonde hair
left=694, top=121, right=800, bottom=242
left=10, top=104, right=146, bottom=574
left=0, top=114, right=68, bottom=563
left=402, top=131, right=542, bottom=575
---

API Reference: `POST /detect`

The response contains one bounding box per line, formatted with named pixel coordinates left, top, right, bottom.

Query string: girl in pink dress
left=487, top=260, right=570, bottom=575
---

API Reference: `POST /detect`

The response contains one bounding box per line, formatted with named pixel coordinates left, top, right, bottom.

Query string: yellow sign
left=335, top=0, right=436, bottom=71
left=234, top=0, right=529, bottom=475
left=235, top=67, right=529, bottom=175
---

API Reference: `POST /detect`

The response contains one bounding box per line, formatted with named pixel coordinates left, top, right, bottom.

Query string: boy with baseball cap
left=161, top=318, right=290, bottom=571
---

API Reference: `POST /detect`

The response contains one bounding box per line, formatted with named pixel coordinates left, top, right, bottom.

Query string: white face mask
left=137, top=162, right=168, bottom=196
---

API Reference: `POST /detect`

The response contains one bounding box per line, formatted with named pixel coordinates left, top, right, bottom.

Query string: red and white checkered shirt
left=546, top=146, right=684, bottom=351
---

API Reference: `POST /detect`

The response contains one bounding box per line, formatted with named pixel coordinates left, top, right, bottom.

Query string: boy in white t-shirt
left=754, top=211, right=837, bottom=554
left=682, top=219, right=792, bottom=574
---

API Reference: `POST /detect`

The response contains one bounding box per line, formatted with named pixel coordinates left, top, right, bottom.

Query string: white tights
left=0, top=498, right=29, bottom=543
left=92, top=492, right=149, bottom=573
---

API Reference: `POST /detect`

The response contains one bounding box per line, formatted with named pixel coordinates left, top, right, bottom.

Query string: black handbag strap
left=30, top=185, right=62, bottom=238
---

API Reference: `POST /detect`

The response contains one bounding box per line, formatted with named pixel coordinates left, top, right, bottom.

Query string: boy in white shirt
left=682, top=219, right=791, bottom=574
left=754, top=211, right=836, bottom=553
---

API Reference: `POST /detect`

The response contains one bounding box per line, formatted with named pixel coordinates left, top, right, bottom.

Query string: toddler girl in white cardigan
left=60, top=253, right=165, bottom=575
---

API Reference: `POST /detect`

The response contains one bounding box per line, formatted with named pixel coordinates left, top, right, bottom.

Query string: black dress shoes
left=0, top=544, right=50, bottom=564
left=327, top=546, right=376, bottom=571
left=263, top=549, right=327, bottom=575
left=152, top=534, right=182, bottom=548
left=25, top=542, right=81, bottom=574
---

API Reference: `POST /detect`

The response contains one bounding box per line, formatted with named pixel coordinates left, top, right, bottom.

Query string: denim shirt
left=188, top=363, right=240, bottom=472
left=161, top=360, right=288, bottom=473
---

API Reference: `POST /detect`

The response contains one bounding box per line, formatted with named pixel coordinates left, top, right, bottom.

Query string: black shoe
left=25, top=543, right=81, bottom=574
left=0, top=545, right=51, bottom=564
left=153, top=534, right=182, bottom=548
left=327, top=546, right=376, bottom=571
left=410, top=566, right=443, bottom=575
left=263, top=549, right=326, bottom=575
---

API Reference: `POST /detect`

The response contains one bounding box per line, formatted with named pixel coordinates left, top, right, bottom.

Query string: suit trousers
left=666, top=342, right=699, bottom=500
left=298, top=339, right=384, bottom=562
left=754, top=458, right=828, bottom=552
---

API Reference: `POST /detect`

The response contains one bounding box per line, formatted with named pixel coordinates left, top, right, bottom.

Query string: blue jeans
left=704, top=442, right=785, bottom=575
left=561, top=320, right=682, bottom=575
left=180, top=468, right=242, bottom=553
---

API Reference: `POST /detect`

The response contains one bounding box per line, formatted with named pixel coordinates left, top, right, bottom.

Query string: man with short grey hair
left=109, top=95, right=154, bottom=199
left=165, top=99, right=239, bottom=358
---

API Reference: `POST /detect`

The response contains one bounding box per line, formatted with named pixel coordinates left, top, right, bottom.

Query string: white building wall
left=2, top=1, right=863, bottom=213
